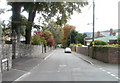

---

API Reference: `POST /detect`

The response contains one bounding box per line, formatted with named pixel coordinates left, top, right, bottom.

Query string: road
left=13, top=48, right=118, bottom=81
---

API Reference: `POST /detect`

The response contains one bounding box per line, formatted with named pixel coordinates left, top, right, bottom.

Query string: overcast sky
left=0, top=0, right=119, bottom=33
left=68, top=0, right=119, bottom=33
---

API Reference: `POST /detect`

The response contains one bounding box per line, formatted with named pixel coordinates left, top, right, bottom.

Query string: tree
left=68, top=29, right=78, bottom=44
left=47, top=21, right=63, bottom=45
left=43, top=30, right=55, bottom=46
left=11, top=2, right=22, bottom=42
left=75, top=33, right=83, bottom=44
left=9, top=2, right=88, bottom=44
left=62, top=25, right=75, bottom=47
left=68, top=29, right=84, bottom=45
left=81, top=33, right=87, bottom=44
left=68, top=30, right=87, bottom=45
left=22, top=2, right=88, bottom=44
left=20, top=15, right=28, bottom=36
left=0, top=9, right=5, bottom=14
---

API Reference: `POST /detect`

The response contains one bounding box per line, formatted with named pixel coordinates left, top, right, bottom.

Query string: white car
left=64, top=47, right=71, bottom=53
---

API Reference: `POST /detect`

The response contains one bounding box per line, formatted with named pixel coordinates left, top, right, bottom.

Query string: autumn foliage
left=32, top=30, right=55, bottom=46
left=62, top=25, right=75, bottom=47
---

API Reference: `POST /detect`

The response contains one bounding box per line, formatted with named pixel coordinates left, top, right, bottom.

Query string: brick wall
left=76, top=47, right=88, bottom=56
left=73, top=46, right=120, bottom=63
left=70, top=46, right=76, bottom=52
left=108, top=47, right=120, bottom=63
left=93, top=47, right=109, bottom=63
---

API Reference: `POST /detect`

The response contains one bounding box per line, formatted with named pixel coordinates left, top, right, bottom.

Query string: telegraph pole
left=92, top=0, right=95, bottom=59
left=92, top=0, right=95, bottom=42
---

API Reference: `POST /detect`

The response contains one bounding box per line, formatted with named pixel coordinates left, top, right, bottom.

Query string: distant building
left=84, top=28, right=118, bottom=45
left=109, top=28, right=116, bottom=36
left=85, top=36, right=118, bottom=45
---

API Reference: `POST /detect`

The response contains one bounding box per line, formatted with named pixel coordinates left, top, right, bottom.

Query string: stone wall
left=72, top=46, right=120, bottom=64
left=0, top=43, right=53, bottom=72
left=16, top=43, right=53, bottom=58
left=0, top=45, right=1, bottom=72
left=16, top=43, right=42, bottom=58
left=0, top=44, right=12, bottom=71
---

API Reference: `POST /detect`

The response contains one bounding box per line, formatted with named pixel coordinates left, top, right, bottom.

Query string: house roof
left=85, top=36, right=118, bottom=42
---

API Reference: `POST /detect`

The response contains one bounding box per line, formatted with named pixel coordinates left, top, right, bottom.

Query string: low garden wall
left=0, top=43, right=53, bottom=72
left=0, top=44, right=12, bottom=71
left=71, top=46, right=120, bottom=63
left=15, top=43, right=53, bottom=58
left=76, top=47, right=88, bottom=56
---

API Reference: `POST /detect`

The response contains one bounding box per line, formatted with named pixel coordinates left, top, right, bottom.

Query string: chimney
left=113, top=32, right=116, bottom=36
left=110, top=28, right=113, bottom=36
left=97, top=31, right=100, bottom=37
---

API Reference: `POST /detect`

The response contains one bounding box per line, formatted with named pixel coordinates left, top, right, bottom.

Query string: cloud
left=68, top=0, right=118, bottom=33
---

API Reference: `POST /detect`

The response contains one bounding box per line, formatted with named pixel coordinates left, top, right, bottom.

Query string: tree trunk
left=12, top=3, right=21, bottom=42
left=25, top=10, right=36, bottom=44
left=11, top=3, right=21, bottom=59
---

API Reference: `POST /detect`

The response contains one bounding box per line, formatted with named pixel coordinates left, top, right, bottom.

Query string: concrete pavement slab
left=2, top=50, right=54, bottom=82
left=73, top=52, right=118, bottom=78
left=2, top=69, right=26, bottom=81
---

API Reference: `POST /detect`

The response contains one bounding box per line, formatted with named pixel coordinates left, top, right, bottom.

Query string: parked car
left=64, top=47, right=71, bottom=53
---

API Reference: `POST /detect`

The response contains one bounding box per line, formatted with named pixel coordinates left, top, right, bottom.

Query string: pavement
left=2, top=48, right=119, bottom=82
left=73, top=52, right=119, bottom=77
left=2, top=50, right=53, bottom=82
left=5, top=48, right=118, bottom=81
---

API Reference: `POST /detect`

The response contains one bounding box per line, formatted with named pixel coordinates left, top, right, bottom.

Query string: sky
left=68, top=0, right=119, bottom=33
left=0, top=0, right=119, bottom=33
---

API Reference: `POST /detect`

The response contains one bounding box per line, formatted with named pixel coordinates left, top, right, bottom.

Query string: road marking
left=110, top=74, right=116, bottom=77
left=31, top=50, right=55, bottom=71
left=13, top=51, right=55, bottom=82
left=98, top=67, right=120, bottom=80
left=99, top=68, right=103, bottom=70
left=107, top=72, right=111, bottom=74
left=13, top=72, right=31, bottom=82
left=76, top=52, right=119, bottom=80
left=115, top=77, right=120, bottom=80
left=59, top=65, right=67, bottom=67
left=43, top=50, right=55, bottom=61
left=44, top=52, right=53, bottom=60
left=102, top=69, right=105, bottom=72
left=99, top=68, right=106, bottom=72
left=79, top=56, right=94, bottom=65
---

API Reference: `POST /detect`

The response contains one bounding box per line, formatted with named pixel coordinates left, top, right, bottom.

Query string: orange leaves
left=62, top=25, right=75, bottom=47
left=63, top=25, right=75, bottom=38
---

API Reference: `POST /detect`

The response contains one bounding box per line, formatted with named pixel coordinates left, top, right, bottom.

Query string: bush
left=70, top=44, right=74, bottom=47
left=93, top=44, right=120, bottom=47
left=70, top=43, right=82, bottom=47
left=90, top=40, right=108, bottom=46
left=5, top=41, right=12, bottom=44
left=77, top=43, right=82, bottom=46
left=32, top=35, right=42, bottom=45
left=118, top=37, right=120, bottom=45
